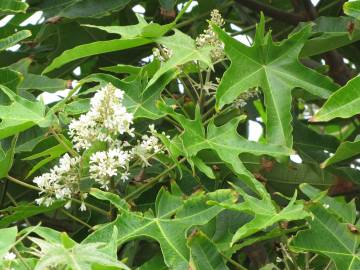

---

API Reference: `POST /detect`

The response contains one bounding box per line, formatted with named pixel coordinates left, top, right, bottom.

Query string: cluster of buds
left=196, top=9, right=225, bottom=61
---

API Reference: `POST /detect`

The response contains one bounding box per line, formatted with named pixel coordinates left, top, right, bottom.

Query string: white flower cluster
left=196, top=9, right=225, bottom=61
left=33, top=154, right=83, bottom=209
left=152, top=46, right=173, bottom=62
left=33, top=84, right=164, bottom=210
left=69, top=84, right=134, bottom=151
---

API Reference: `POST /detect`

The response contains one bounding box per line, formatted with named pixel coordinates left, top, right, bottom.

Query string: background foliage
left=1, top=0, right=360, bottom=269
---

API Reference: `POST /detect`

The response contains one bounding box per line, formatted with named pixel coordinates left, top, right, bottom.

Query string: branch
left=234, top=0, right=306, bottom=25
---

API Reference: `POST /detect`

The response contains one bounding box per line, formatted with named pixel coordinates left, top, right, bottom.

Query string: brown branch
left=234, top=0, right=306, bottom=25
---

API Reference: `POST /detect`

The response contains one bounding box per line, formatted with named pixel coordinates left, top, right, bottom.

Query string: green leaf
left=30, top=233, right=130, bottom=270
left=291, top=205, right=360, bottom=270
left=312, top=76, right=360, bottom=122
left=344, top=1, right=360, bottom=20
left=0, top=85, right=51, bottom=139
left=58, top=0, right=131, bottom=19
left=0, top=30, right=31, bottom=51
left=188, top=231, right=229, bottom=270
left=84, top=188, right=236, bottom=270
left=22, top=135, right=72, bottom=178
left=210, top=185, right=310, bottom=245
left=300, top=183, right=356, bottom=223
left=0, top=227, right=17, bottom=259
left=301, top=17, right=360, bottom=57
left=0, top=68, right=22, bottom=91
left=43, top=38, right=152, bottom=74
left=160, top=104, right=291, bottom=194
left=0, top=135, right=17, bottom=178
left=18, top=74, right=68, bottom=93
left=321, top=137, right=360, bottom=167
left=213, top=15, right=338, bottom=147
left=0, top=0, right=28, bottom=14
left=137, top=255, right=167, bottom=270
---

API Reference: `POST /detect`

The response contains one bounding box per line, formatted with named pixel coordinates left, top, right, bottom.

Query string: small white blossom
left=89, top=148, right=132, bottom=189
left=33, top=154, right=81, bottom=207
left=69, top=84, right=134, bottom=151
left=132, top=127, right=163, bottom=167
left=323, top=203, right=330, bottom=209
left=80, top=202, right=86, bottom=212
left=3, top=252, right=16, bottom=261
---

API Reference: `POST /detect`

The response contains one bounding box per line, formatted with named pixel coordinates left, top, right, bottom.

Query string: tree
left=0, top=0, right=360, bottom=269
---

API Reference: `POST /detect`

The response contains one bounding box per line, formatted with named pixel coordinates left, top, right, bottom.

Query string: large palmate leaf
left=84, top=187, right=236, bottom=270
left=0, top=85, right=52, bottom=139
left=0, top=0, right=28, bottom=14
left=213, top=15, right=338, bottom=148
left=30, top=230, right=129, bottom=270
left=0, top=30, right=31, bottom=51
left=188, top=231, right=229, bottom=270
left=313, top=76, right=360, bottom=122
left=209, top=184, right=310, bottom=245
left=291, top=205, right=360, bottom=270
left=160, top=104, right=291, bottom=194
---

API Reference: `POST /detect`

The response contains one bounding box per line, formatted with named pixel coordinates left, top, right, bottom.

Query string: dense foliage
left=1, top=0, right=360, bottom=269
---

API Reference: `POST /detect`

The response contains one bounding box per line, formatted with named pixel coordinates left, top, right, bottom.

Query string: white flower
left=79, top=202, right=86, bottom=212
left=132, top=126, right=163, bottom=166
left=3, top=252, right=16, bottom=261
left=33, top=154, right=81, bottom=208
left=69, top=84, right=134, bottom=151
left=323, top=203, right=330, bottom=209
left=89, top=147, right=132, bottom=189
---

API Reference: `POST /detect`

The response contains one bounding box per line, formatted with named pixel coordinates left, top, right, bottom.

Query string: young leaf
left=213, top=15, right=338, bottom=148
left=291, top=205, right=360, bottom=270
left=344, top=1, right=360, bottom=20
left=84, top=188, right=236, bottom=270
left=312, top=76, right=360, bottom=122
